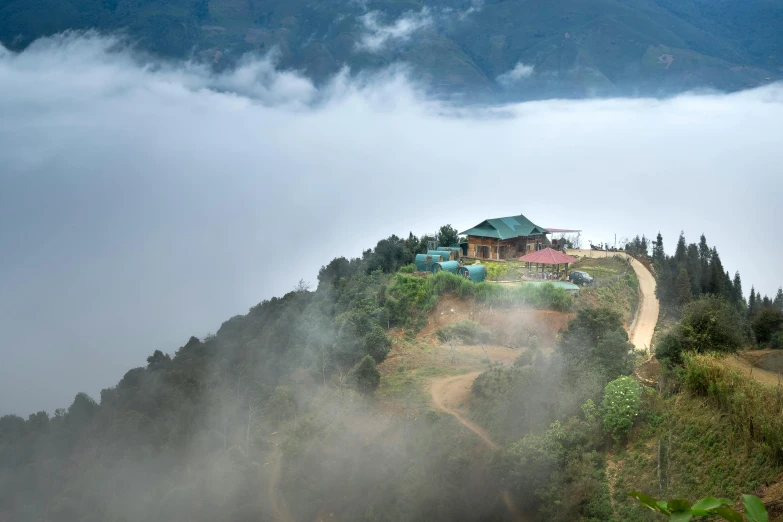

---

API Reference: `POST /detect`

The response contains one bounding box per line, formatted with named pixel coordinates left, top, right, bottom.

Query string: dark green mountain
left=1, top=0, right=781, bottom=98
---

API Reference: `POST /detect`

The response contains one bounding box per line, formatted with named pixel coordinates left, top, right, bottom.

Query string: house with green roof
left=460, top=214, right=550, bottom=260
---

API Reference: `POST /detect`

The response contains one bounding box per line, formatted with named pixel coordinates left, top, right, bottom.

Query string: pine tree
left=676, top=267, right=692, bottom=306
left=707, top=248, right=725, bottom=296
left=723, top=271, right=734, bottom=300
left=732, top=271, right=744, bottom=304
left=774, top=288, right=783, bottom=310
left=674, top=232, right=687, bottom=262
left=698, top=234, right=710, bottom=260
left=687, top=244, right=701, bottom=296
left=652, top=232, right=665, bottom=263
left=749, top=287, right=757, bottom=318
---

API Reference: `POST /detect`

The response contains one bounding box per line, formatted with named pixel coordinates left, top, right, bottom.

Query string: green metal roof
left=460, top=214, right=549, bottom=240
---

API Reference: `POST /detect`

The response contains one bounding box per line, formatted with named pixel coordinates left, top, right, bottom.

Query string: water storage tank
left=436, top=246, right=460, bottom=260
left=458, top=264, right=487, bottom=282
left=416, top=253, right=447, bottom=271
left=432, top=260, right=460, bottom=274
left=426, top=250, right=449, bottom=262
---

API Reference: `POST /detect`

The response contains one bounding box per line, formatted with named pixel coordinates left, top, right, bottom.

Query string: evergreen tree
left=349, top=355, right=381, bottom=394
left=723, top=270, right=734, bottom=301
left=686, top=244, right=701, bottom=296
left=698, top=234, right=710, bottom=260
left=674, top=232, right=687, bottom=262
left=707, top=248, right=725, bottom=296
left=652, top=232, right=665, bottom=263
left=749, top=287, right=757, bottom=318
left=675, top=267, right=692, bottom=306
left=774, top=288, right=783, bottom=310
left=732, top=271, right=744, bottom=305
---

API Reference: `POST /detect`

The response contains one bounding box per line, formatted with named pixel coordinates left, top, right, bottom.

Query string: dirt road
left=569, top=249, right=659, bottom=351
left=429, top=346, right=526, bottom=521
left=430, top=372, right=499, bottom=449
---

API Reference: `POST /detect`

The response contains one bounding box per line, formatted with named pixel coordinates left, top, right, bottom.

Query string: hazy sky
left=1, top=33, right=782, bottom=414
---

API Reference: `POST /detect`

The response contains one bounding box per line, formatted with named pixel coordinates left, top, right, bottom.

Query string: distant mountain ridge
left=1, top=0, right=781, bottom=99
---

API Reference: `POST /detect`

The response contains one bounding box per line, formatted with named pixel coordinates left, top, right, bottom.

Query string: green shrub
left=655, top=329, right=685, bottom=368
left=486, top=263, right=508, bottom=282
left=770, top=331, right=783, bottom=350
left=601, top=376, right=642, bottom=441
left=514, top=350, right=535, bottom=367
left=683, top=353, right=783, bottom=463
left=557, top=308, right=634, bottom=381
left=435, top=320, right=490, bottom=344
left=425, top=272, right=573, bottom=312
left=752, top=307, right=783, bottom=345
left=398, top=263, right=415, bottom=274
left=349, top=355, right=381, bottom=395
left=364, top=326, right=392, bottom=363
left=679, top=295, right=744, bottom=353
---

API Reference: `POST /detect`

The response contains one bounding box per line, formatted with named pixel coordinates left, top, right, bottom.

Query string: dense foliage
left=556, top=308, right=635, bottom=381
left=0, top=225, right=576, bottom=522
left=648, top=231, right=783, bottom=351
left=601, top=376, right=642, bottom=441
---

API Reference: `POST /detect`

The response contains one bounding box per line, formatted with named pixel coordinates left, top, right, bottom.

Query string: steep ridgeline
left=1, top=0, right=782, bottom=99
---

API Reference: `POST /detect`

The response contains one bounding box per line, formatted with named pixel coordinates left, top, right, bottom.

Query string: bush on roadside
left=655, top=329, right=685, bottom=368
left=679, top=295, right=744, bottom=354
left=601, top=376, right=642, bottom=441
left=752, top=307, right=783, bottom=345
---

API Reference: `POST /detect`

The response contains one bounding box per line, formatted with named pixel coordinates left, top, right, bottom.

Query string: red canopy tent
left=518, top=248, right=578, bottom=279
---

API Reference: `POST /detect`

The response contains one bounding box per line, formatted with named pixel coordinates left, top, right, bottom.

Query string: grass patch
left=574, top=258, right=639, bottom=324
left=435, top=320, right=491, bottom=344
left=572, top=256, right=630, bottom=281
left=613, top=372, right=783, bottom=521
left=376, top=364, right=461, bottom=411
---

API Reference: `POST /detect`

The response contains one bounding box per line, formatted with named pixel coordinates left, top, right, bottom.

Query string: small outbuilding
left=518, top=247, right=578, bottom=279
left=432, top=260, right=460, bottom=274
left=415, top=253, right=448, bottom=272
left=427, top=250, right=450, bottom=261
left=458, top=264, right=487, bottom=282
left=436, top=246, right=460, bottom=261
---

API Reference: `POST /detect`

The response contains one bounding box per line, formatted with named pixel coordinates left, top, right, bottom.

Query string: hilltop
left=1, top=0, right=781, bottom=99
left=2, top=227, right=783, bottom=521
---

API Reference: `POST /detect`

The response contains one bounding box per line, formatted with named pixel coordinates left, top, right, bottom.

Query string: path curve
left=430, top=357, right=526, bottom=521
left=569, top=249, right=659, bottom=351
left=431, top=372, right=499, bottom=450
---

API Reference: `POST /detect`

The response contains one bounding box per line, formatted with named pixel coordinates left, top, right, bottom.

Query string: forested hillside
left=0, top=228, right=573, bottom=521
left=1, top=0, right=781, bottom=98
left=2, top=226, right=782, bottom=521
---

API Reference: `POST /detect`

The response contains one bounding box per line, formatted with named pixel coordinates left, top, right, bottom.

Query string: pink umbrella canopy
left=518, top=247, right=578, bottom=264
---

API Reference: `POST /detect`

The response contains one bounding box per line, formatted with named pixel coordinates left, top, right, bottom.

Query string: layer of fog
left=1, top=33, right=782, bottom=414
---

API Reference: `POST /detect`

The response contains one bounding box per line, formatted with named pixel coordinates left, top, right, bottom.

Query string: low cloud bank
left=1, top=33, right=782, bottom=413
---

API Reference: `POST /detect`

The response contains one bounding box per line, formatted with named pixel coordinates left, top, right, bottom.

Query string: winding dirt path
left=431, top=372, right=499, bottom=450
left=429, top=346, right=526, bottom=521
left=568, top=249, right=659, bottom=351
